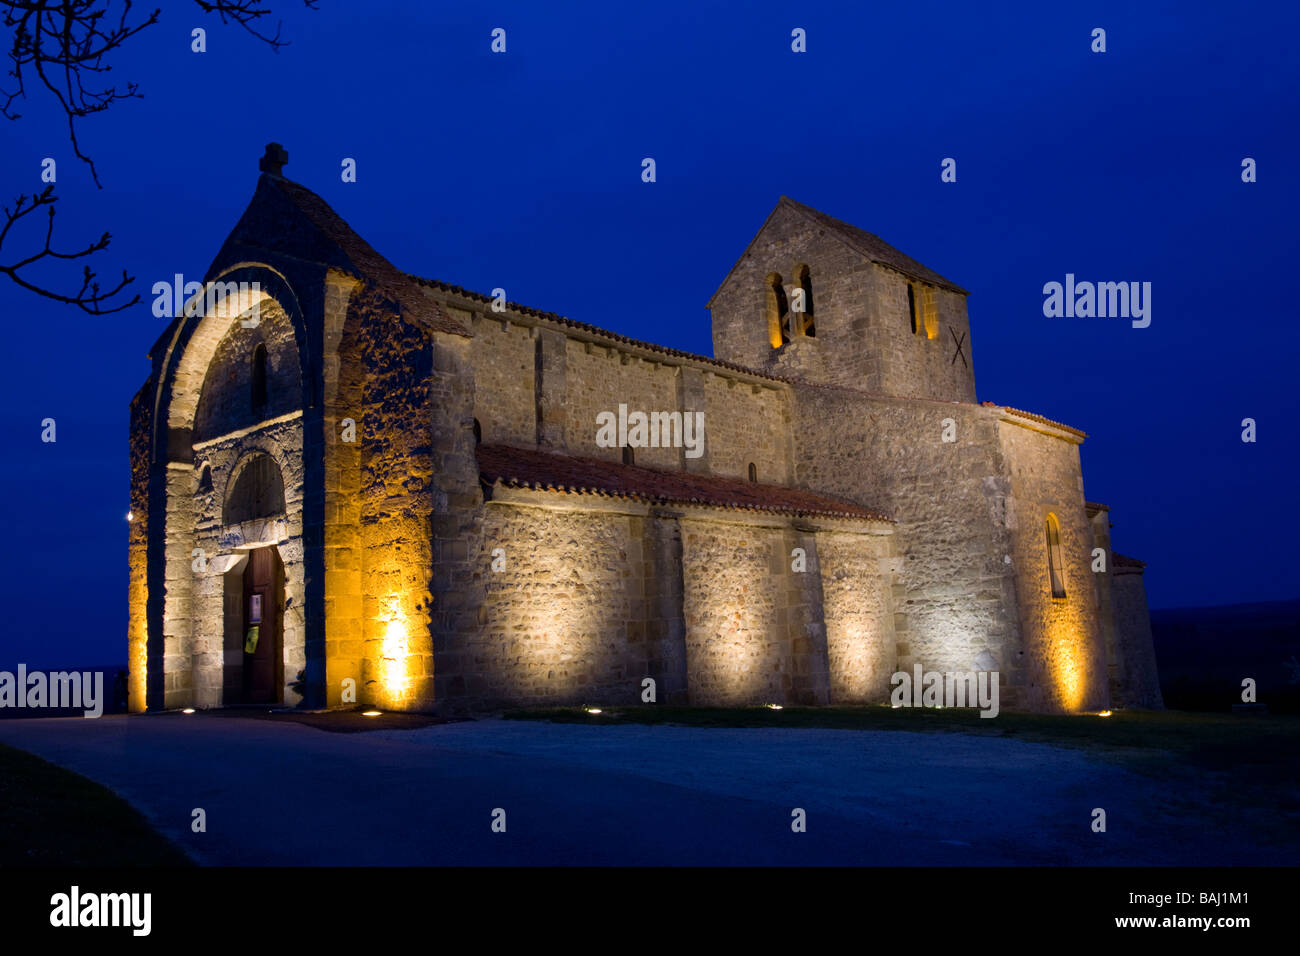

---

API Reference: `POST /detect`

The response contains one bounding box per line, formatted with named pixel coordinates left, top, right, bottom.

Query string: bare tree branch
left=0, top=0, right=316, bottom=311
left=193, top=0, right=318, bottom=52
left=0, top=185, right=138, bottom=314
left=2, top=1, right=160, bottom=186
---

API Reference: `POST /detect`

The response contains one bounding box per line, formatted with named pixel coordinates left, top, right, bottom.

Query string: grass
left=0, top=742, right=192, bottom=867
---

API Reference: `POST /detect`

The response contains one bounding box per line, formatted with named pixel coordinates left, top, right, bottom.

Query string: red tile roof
left=983, top=401, right=1087, bottom=439
left=477, top=443, right=892, bottom=523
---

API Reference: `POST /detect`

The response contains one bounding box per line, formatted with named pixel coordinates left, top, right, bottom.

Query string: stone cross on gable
left=259, top=142, right=289, bottom=176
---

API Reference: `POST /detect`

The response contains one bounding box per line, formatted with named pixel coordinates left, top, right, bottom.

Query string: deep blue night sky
left=1, top=1, right=1296, bottom=668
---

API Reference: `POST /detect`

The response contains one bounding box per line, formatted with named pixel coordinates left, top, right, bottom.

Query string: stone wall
left=127, top=384, right=152, bottom=713
left=191, top=421, right=305, bottom=708
left=817, top=528, right=900, bottom=703
left=185, top=295, right=307, bottom=709
left=469, top=315, right=535, bottom=447
left=562, top=341, right=681, bottom=467
left=708, top=202, right=976, bottom=403
left=790, top=386, right=1025, bottom=705
left=443, top=297, right=795, bottom=484
left=1111, top=565, right=1164, bottom=709
left=710, top=201, right=871, bottom=386
left=321, top=274, right=364, bottom=707
left=356, top=307, right=437, bottom=709
left=468, top=497, right=649, bottom=708
left=677, top=514, right=845, bottom=705
left=701, top=375, right=791, bottom=483
left=192, top=302, right=301, bottom=442
left=868, top=266, right=977, bottom=403
left=996, top=419, right=1109, bottom=713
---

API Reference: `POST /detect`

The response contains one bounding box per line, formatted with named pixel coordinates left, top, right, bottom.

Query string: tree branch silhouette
left=0, top=0, right=316, bottom=311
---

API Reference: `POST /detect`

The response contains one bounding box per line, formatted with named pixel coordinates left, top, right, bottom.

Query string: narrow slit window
left=908, top=284, right=918, bottom=335
left=794, top=264, right=815, bottom=337
left=748, top=462, right=757, bottom=482
left=766, top=273, right=790, bottom=349
left=1046, top=514, right=1067, bottom=599
left=251, top=343, right=268, bottom=412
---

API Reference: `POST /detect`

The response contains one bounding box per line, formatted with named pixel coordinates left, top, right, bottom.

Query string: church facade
left=126, top=146, right=1163, bottom=715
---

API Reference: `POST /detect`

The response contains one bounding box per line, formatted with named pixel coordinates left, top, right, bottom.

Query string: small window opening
left=794, top=265, right=815, bottom=337
left=1046, top=514, right=1067, bottom=599
left=748, top=462, right=757, bottom=482
left=766, top=273, right=790, bottom=348
left=251, top=343, right=268, bottom=412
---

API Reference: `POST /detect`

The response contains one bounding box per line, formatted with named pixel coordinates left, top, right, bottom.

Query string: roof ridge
left=777, top=196, right=969, bottom=295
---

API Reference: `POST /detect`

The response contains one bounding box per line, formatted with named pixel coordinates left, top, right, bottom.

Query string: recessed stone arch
left=224, top=451, right=287, bottom=526
left=152, top=263, right=312, bottom=464
left=147, top=263, right=310, bottom=711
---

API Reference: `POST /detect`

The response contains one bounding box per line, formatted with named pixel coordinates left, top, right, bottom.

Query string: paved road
left=0, top=715, right=1258, bottom=865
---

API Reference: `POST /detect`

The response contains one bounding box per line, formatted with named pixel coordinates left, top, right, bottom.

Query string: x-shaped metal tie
left=950, top=328, right=968, bottom=368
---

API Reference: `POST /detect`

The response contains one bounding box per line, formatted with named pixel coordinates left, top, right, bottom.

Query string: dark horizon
left=1, top=0, right=1297, bottom=668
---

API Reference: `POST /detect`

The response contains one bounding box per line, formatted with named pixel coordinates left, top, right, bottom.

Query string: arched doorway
left=222, top=451, right=290, bottom=705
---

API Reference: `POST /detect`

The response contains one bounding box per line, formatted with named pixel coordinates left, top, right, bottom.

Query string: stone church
left=127, top=145, right=1163, bottom=715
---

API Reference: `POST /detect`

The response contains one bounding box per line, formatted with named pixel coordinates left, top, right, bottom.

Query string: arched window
left=908, top=283, right=919, bottom=335
left=1046, top=514, right=1066, bottom=599
left=794, top=264, right=815, bottom=337
left=472, top=418, right=482, bottom=445
left=748, top=462, right=757, bottom=482
left=251, top=343, right=268, bottom=412
left=921, top=285, right=938, bottom=339
left=766, top=273, right=790, bottom=349
left=196, top=463, right=213, bottom=495
left=622, top=446, right=635, bottom=466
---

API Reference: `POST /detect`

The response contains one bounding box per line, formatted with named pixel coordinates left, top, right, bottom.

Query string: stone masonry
left=126, top=146, right=1161, bottom=716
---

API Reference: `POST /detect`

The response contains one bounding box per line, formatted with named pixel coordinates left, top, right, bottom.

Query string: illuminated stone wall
left=677, top=515, right=843, bottom=705
left=468, top=315, right=535, bottom=447
left=790, top=387, right=1027, bottom=706
left=127, top=385, right=151, bottom=713
left=708, top=200, right=977, bottom=404
left=128, top=174, right=1153, bottom=718
left=355, top=308, right=436, bottom=710
left=467, top=498, right=650, bottom=707
left=700, top=375, right=792, bottom=483
left=996, top=420, right=1108, bottom=713
left=185, top=301, right=307, bottom=708
left=321, top=273, right=364, bottom=707
left=562, top=342, right=681, bottom=468
left=817, top=529, right=900, bottom=703
left=424, top=286, right=794, bottom=483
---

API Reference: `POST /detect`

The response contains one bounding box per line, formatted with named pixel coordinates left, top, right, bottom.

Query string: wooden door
left=241, top=546, right=283, bottom=704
